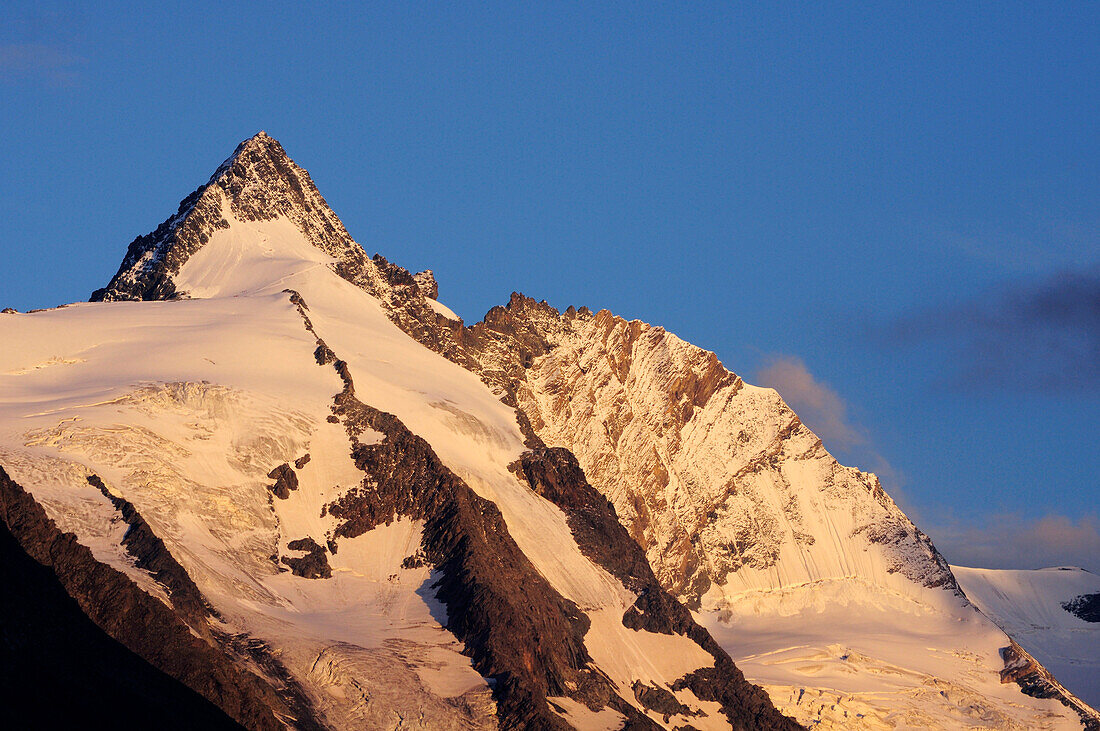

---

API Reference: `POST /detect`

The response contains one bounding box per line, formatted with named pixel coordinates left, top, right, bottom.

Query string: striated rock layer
left=448, top=296, right=957, bottom=605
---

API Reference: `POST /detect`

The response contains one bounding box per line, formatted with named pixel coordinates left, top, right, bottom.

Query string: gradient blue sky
left=2, top=2, right=1097, bottom=570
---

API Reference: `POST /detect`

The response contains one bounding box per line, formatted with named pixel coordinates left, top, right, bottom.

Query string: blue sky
left=2, top=2, right=1097, bottom=570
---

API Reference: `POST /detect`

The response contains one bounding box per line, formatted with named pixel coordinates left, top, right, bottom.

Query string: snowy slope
left=175, top=193, right=724, bottom=720
left=955, top=566, right=1100, bottom=710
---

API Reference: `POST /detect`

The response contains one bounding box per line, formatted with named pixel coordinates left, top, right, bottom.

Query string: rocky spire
left=91, top=132, right=479, bottom=371
left=91, top=132, right=364, bottom=302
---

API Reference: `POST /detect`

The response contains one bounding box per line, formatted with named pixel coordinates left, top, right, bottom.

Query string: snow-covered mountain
left=1, top=132, right=1096, bottom=730
left=449, top=293, right=1100, bottom=730
left=954, top=566, right=1100, bottom=712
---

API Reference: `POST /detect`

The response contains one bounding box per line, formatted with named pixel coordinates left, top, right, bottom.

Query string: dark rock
left=632, top=680, right=696, bottom=722
left=93, top=134, right=355, bottom=303
left=91, top=184, right=228, bottom=302
left=1000, top=640, right=1099, bottom=730
left=266, top=463, right=298, bottom=500
left=281, top=537, right=331, bottom=579
left=401, top=550, right=429, bottom=569
left=513, top=447, right=801, bottom=730
left=512, top=448, right=653, bottom=594
left=86, top=475, right=211, bottom=628
left=314, top=342, right=336, bottom=365
left=315, top=347, right=609, bottom=729
left=325, top=398, right=591, bottom=728
left=277, top=288, right=800, bottom=729
left=414, top=270, right=439, bottom=300
left=1062, top=592, right=1100, bottom=623
left=294, top=453, right=311, bottom=470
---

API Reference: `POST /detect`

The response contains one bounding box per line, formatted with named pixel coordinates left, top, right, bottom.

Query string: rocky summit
left=1, top=134, right=1096, bottom=730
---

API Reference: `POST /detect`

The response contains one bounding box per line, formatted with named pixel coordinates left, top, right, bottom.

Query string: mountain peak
left=212, top=131, right=290, bottom=185
left=91, top=133, right=359, bottom=302
left=89, top=134, right=466, bottom=368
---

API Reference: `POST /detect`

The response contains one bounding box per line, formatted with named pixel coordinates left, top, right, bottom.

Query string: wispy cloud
left=882, top=267, right=1100, bottom=392
left=0, top=43, right=84, bottom=85
left=753, top=355, right=1096, bottom=572
left=755, top=355, right=866, bottom=448
left=941, top=223, right=1099, bottom=275
left=931, top=513, right=1100, bottom=573
left=752, top=354, right=918, bottom=511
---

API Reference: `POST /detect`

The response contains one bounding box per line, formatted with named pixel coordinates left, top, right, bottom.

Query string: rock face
left=511, top=446, right=793, bottom=730
left=281, top=537, right=332, bottom=579
left=311, top=300, right=798, bottom=730
left=266, top=463, right=299, bottom=500
left=91, top=132, right=470, bottom=367
left=328, top=379, right=605, bottom=730
left=443, top=294, right=957, bottom=605
left=1000, top=641, right=1100, bottom=731
left=449, top=295, right=1100, bottom=728
left=414, top=269, right=439, bottom=299
left=0, top=473, right=245, bottom=731
left=92, top=132, right=353, bottom=303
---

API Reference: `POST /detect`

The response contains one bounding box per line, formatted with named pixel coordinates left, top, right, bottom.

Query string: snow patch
left=547, top=696, right=626, bottom=731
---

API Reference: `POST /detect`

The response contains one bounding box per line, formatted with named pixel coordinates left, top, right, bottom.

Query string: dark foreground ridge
left=0, top=466, right=323, bottom=730
left=0, top=471, right=244, bottom=730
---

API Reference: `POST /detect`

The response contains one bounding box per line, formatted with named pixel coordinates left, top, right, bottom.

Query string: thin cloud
left=942, top=223, right=1099, bottom=275
left=755, top=355, right=866, bottom=448
left=0, top=43, right=84, bottom=85
left=883, top=267, right=1100, bottom=392
left=753, top=355, right=1095, bottom=572
left=753, top=354, right=913, bottom=511
left=931, top=513, right=1100, bottom=574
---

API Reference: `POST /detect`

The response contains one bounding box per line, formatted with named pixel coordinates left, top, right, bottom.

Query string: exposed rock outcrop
left=512, top=447, right=800, bottom=730
left=266, top=463, right=299, bottom=500
left=322, top=360, right=602, bottom=729
left=1000, top=640, right=1099, bottom=730
left=91, top=133, right=475, bottom=374
left=404, top=291, right=959, bottom=608
left=1064, top=593, right=1100, bottom=623
left=276, top=278, right=801, bottom=728
left=414, top=269, right=439, bottom=299
left=49, top=130, right=1071, bottom=728
left=281, top=537, right=332, bottom=579
left=85, top=474, right=212, bottom=633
